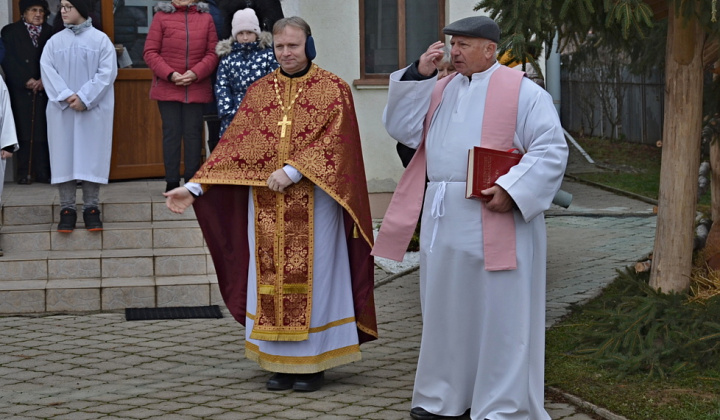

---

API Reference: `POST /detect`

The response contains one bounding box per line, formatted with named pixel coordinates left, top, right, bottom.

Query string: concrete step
left=0, top=275, right=223, bottom=313
left=0, top=181, right=221, bottom=315
left=0, top=220, right=204, bottom=252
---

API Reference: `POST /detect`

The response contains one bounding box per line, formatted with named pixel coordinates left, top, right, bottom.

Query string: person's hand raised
left=418, top=41, right=446, bottom=77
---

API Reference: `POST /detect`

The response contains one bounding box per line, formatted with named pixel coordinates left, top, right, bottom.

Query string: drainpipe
left=546, top=33, right=561, bottom=115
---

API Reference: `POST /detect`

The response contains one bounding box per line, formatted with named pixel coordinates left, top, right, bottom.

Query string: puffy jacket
left=214, top=32, right=278, bottom=135
left=143, top=1, right=219, bottom=103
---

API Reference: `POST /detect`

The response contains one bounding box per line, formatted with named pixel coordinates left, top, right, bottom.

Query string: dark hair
left=272, top=16, right=311, bottom=37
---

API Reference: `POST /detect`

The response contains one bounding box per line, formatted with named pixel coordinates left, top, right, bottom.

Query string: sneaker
left=83, top=207, right=103, bottom=231
left=57, top=208, right=77, bottom=233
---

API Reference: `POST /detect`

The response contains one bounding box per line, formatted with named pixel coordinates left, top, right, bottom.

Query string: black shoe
left=83, top=207, right=103, bottom=231
left=165, top=181, right=180, bottom=193
left=266, top=373, right=295, bottom=391
left=16, top=176, right=28, bottom=185
left=0, top=247, right=4, bottom=257
left=57, top=208, right=77, bottom=233
left=410, top=407, right=453, bottom=420
left=292, top=371, right=324, bottom=392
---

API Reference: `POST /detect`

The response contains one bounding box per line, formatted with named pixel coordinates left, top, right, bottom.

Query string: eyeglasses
left=59, top=4, right=74, bottom=12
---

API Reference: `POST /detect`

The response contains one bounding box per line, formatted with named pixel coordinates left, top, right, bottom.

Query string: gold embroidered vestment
left=191, top=64, right=375, bottom=342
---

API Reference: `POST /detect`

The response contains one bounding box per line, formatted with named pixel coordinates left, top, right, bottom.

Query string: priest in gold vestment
left=165, top=17, right=377, bottom=393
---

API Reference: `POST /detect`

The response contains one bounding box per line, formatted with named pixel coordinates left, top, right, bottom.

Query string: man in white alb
left=374, top=16, right=568, bottom=420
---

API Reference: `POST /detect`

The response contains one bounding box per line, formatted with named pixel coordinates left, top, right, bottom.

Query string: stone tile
left=102, top=203, right=152, bottom=223
left=210, top=282, right=223, bottom=306
left=102, top=286, right=155, bottom=310
left=154, top=253, right=207, bottom=276
left=102, top=225, right=153, bottom=250
left=207, top=254, right=216, bottom=274
left=46, top=287, right=100, bottom=312
left=0, top=290, right=46, bottom=313
left=0, top=229, right=51, bottom=252
left=157, top=284, right=210, bottom=307
left=51, top=229, right=102, bottom=251
left=2, top=204, right=53, bottom=225
left=102, top=255, right=154, bottom=278
left=153, top=224, right=203, bottom=248
left=48, top=257, right=101, bottom=279
left=0, top=259, right=47, bottom=280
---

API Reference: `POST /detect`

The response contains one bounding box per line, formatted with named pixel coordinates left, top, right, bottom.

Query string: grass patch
left=572, top=135, right=712, bottom=209
left=550, top=136, right=720, bottom=418
left=546, top=270, right=720, bottom=419
left=574, top=137, right=662, bottom=199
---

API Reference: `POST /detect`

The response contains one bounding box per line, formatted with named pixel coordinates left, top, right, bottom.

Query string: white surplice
left=0, top=77, right=19, bottom=198
left=40, top=25, right=117, bottom=184
left=383, top=62, right=568, bottom=420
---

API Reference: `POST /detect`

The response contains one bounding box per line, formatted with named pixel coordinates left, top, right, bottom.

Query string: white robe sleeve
left=0, top=78, right=18, bottom=151
left=76, top=36, right=118, bottom=110
left=382, top=66, right=437, bottom=149
left=494, top=78, right=568, bottom=222
left=40, top=40, right=73, bottom=111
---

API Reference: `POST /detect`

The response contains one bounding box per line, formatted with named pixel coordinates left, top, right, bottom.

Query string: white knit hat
left=231, top=8, right=261, bottom=39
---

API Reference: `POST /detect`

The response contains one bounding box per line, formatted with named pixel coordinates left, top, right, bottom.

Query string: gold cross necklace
left=273, top=76, right=303, bottom=138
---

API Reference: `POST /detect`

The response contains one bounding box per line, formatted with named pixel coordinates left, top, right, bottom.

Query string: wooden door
left=102, top=0, right=166, bottom=180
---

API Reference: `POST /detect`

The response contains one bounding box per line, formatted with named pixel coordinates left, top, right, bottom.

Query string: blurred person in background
left=1, top=0, right=53, bottom=184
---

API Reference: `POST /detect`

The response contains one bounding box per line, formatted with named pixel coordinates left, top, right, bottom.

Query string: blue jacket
left=214, top=33, right=278, bottom=136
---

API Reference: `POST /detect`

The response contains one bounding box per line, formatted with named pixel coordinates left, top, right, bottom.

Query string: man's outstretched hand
left=164, top=187, right=195, bottom=214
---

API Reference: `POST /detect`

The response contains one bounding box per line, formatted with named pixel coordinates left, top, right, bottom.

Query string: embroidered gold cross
left=278, top=115, right=292, bottom=137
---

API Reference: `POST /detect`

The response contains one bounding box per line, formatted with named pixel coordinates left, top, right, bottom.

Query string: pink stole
left=372, top=66, right=524, bottom=271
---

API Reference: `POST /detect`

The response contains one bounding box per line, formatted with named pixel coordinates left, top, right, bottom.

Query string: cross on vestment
left=278, top=115, right=292, bottom=137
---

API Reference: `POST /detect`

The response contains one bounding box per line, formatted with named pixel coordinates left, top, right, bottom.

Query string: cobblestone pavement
left=0, top=179, right=655, bottom=420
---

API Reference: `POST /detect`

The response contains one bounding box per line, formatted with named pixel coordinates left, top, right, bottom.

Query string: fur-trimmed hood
left=215, top=31, right=273, bottom=57
left=154, top=1, right=211, bottom=14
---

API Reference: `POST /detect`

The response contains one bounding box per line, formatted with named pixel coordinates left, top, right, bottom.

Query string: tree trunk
left=711, top=141, right=720, bottom=223
left=649, top=4, right=704, bottom=293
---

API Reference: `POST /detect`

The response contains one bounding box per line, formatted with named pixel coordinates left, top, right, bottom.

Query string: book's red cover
left=466, top=147, right=522, bottom=201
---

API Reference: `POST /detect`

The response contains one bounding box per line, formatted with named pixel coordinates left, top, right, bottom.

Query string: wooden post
left=649, top=3, right=705, bottom=293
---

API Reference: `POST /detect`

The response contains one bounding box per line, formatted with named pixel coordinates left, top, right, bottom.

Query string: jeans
left=58, top=180, right=100, bottom=211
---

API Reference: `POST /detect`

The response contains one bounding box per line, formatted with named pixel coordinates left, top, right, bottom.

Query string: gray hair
left=272, top=16, right=312, bottom=37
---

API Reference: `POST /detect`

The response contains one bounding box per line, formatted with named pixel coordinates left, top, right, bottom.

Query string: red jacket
left=143, top=1, right=219, bottom=103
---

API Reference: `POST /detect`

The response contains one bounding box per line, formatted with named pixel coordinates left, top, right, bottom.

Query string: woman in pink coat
left=143, top=0, right=218, bottom=192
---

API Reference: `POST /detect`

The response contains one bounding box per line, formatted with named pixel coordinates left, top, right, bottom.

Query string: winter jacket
left=214, top=32, right=277, bottom=135
left=143, top=1, right=219, bottom=103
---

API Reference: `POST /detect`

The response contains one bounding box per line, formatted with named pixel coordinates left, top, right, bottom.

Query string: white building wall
left=281, top=0, right=482, bottom=193
left=0, top=0, right=11, bottom=31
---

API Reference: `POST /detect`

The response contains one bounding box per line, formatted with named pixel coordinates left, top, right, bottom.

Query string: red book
left=466, top=147, right=522, bottom=201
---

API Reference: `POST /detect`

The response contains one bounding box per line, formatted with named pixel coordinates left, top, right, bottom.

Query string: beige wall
left=281, top=0, right=483, bottom=193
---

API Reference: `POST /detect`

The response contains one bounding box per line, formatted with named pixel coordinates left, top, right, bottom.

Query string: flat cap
left=443, top=16, right=500, bottom=43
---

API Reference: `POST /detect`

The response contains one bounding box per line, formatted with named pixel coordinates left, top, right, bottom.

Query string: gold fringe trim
left=245, top=342, right=362, bottom=374
left=250, top=330, right=308, bottom=342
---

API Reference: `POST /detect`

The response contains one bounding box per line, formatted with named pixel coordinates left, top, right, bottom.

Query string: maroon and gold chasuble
left=191, top=64, right=378, bottom=344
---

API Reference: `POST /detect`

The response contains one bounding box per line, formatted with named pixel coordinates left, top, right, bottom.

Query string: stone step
left=0, top=247, right=215, bottom=281
left=0, top=220, right=204, bottom=252
left=2, top=198, right=197, bottom=226
left=0, top=275, right=223, bottom=313
left=0, top=180, right=225, bottom=315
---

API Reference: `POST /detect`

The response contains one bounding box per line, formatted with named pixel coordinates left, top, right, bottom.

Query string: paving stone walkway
left=0, top=177, right=656, bottom=419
